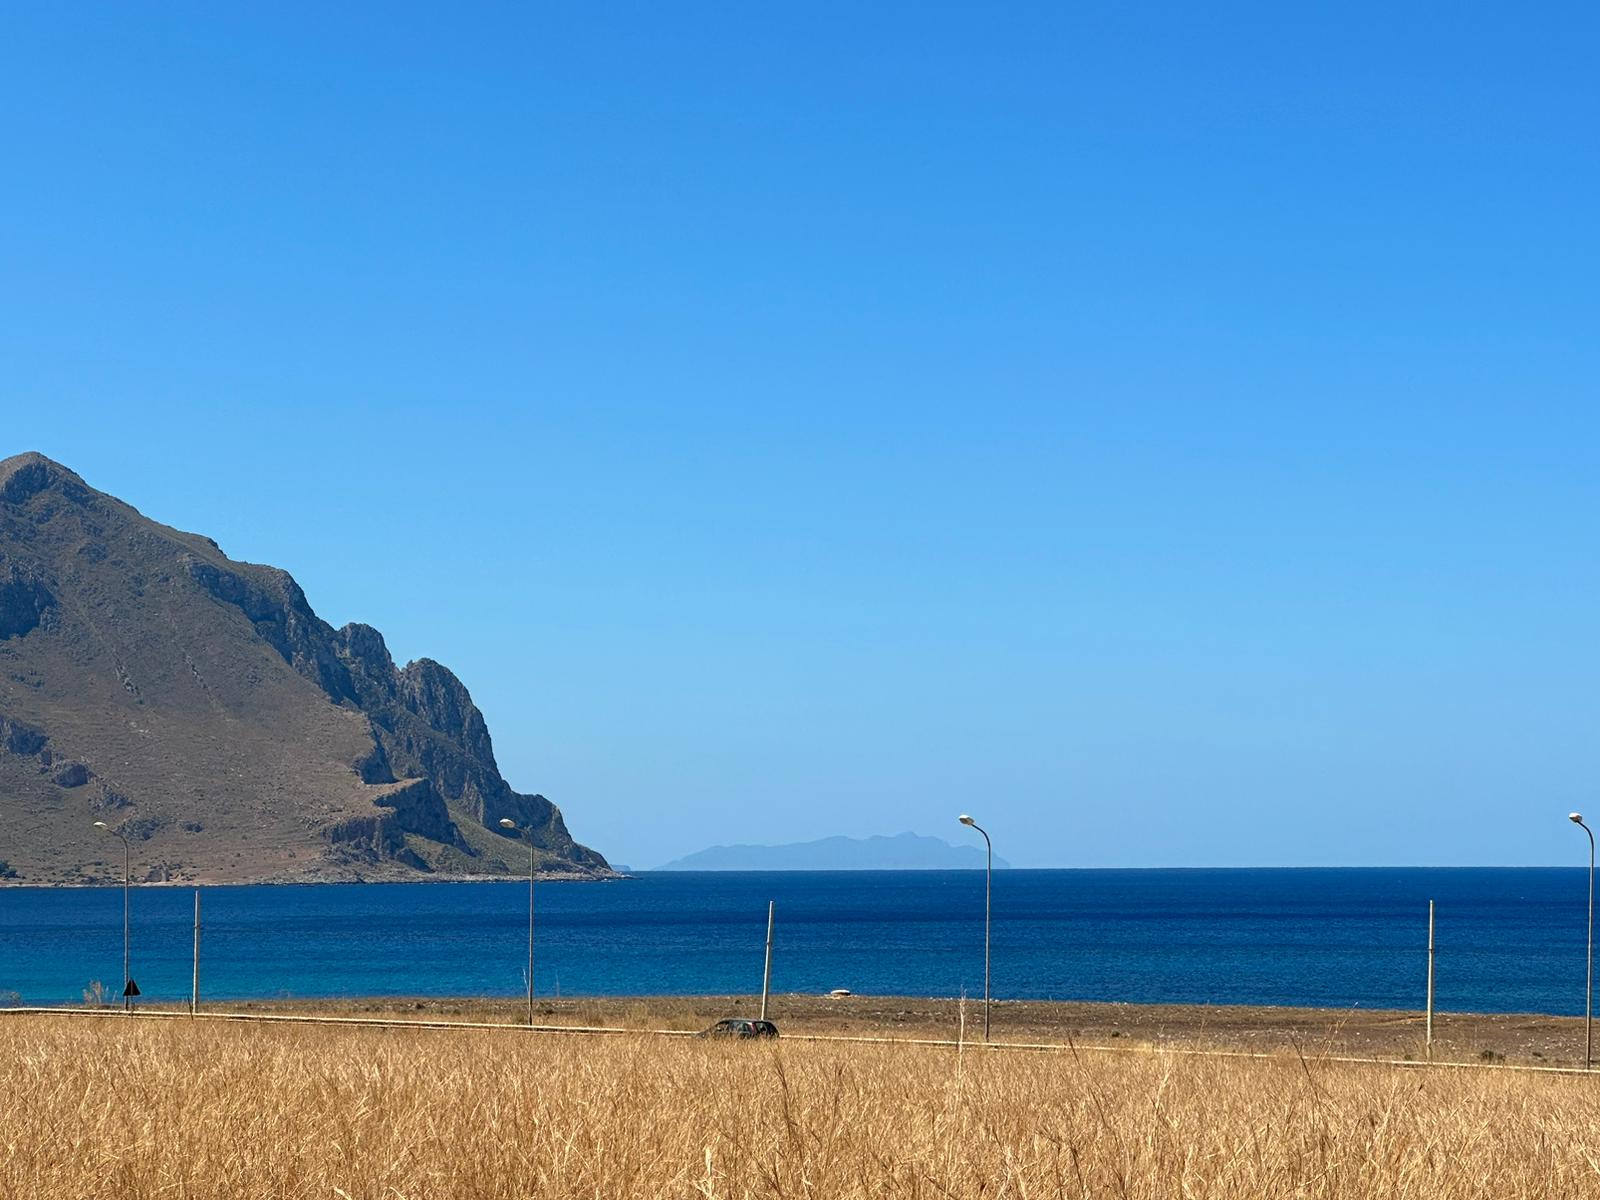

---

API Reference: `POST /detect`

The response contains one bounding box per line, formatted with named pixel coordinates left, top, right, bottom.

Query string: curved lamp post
left=958, top=814, right=992, bottom=1042
left=93, top=820, right=133, bottom=1010
left=499, top=818, right=535, bottom=1026
left=1572, top=812, right=1594, bottom=1070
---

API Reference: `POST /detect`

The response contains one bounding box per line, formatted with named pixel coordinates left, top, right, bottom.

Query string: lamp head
left=499, top=818, right=517, bottom=830
left=958, top=814, right=975, bottom=826
left=1572, top=813, right=1586, bottom=825
left=93, top=821, right=109, bottom=830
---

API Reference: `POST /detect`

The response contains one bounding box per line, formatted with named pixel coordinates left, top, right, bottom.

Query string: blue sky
left=2, top=4, right=1595, bottom=868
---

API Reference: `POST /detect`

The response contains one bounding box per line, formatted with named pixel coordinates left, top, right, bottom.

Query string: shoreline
left=5, top=864, right=1587, bottom=887
left=0, top=870, right=628, bottom=889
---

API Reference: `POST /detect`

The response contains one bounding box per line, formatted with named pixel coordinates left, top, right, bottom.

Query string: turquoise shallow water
left=0, top=868, right=1590, bottom=1014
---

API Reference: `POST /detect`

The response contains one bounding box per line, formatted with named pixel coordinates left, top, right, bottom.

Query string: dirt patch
left=209, top=992, right=1591, bottom=1068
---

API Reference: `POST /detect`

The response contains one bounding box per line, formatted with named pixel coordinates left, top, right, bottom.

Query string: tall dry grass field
left=2, top=1014, right=1597, bottom=1198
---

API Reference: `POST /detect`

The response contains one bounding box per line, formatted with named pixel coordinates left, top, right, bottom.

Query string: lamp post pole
left=760, top=900, right=775, bottom=1021
left=93, top=821, right=132, bottom=1010
left=958, top=814, right=992, bottom=1042
left=1571, top=813, right=1594, bottom=1070
left=500, top=819, right=535, bottom=1026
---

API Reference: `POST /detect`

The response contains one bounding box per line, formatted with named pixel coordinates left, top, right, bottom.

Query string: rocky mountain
left=655, top=832, right=1010, bottom=871
left=0, top=451, right=611, bottom=884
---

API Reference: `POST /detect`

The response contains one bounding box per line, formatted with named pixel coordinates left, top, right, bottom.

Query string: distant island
left=654, top=832, right=1010, bottom=871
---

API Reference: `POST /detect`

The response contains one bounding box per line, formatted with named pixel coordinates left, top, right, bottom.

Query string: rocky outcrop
left=183, top=556, right=359, bottom=705
left=0, top=454, right=91, bottom=506
left=324, top=778, right=448, bottom=870
left=0, top=713, right=48, bottom=757
left=0, top=450, right=612, bottom=884
left=51, top=761, right=90, bottom=787
left=328, top=625, right=607, bottom=869
left=0, top=560, right=54, bottom=640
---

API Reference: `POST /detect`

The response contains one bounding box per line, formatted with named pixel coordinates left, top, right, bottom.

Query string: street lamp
left=93, top=821, right=135, bottom=1010
left=499, top=818, right=535, bottom=1027
left=958, top=814, right=992, bottom=1042
left=1571, top=812, right=1594, bottom=1070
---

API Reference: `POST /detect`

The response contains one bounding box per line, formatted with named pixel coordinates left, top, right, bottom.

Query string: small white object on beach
left=829, top=988, right=852, bottom=998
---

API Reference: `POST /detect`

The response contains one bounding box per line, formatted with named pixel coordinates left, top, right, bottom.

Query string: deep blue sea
left=0, top=869, right=1591, bottom=1015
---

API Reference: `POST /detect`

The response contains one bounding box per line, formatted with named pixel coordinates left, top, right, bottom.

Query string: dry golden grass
left=2, top=1014, right=1598, bottom=1198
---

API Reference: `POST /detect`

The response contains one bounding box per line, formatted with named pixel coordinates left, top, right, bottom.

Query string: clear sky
left=3, top=5, right=1595, bottom=868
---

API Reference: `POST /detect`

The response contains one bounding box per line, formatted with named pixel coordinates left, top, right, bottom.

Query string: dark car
left=699, top=1018, right=780, bottom=1039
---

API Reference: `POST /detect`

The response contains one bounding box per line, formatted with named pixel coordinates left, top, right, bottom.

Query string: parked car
left=699, top=1018, right=780, bottom=1039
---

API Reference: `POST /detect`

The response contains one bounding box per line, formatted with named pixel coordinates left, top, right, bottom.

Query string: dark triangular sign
left=123, top=979, right=140, bottom=997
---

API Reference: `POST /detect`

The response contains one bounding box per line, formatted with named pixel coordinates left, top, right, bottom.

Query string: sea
left=0, top=868, right=1590, bottom=1015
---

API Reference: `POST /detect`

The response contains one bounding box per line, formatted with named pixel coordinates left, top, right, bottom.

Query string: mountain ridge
left=0, top=451, right=610, bottom=884
left=655, top=831, right=1010, bottom=871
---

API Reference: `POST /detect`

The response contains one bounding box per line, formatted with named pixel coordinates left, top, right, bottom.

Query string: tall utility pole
left=1571, top=813, right=1594, bottom=1070
left=958, top=814, right=993, bottom=1042
left=760, top=901, right=775, bottom=1020
left=500, top=819, right=536, bottom=1026
left=1425, top=899, right=1435, bottom=1056
left=192, top=889, right=201, bottom=1018
left=93, top=821, right=134, bottom=1010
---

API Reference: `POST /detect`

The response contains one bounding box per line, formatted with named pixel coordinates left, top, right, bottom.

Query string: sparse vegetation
left=1, top=1013, right=1596, bottom=1198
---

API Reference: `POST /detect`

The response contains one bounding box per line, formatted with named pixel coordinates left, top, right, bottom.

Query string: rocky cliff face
left=0, top=451, right=611, bottom=884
